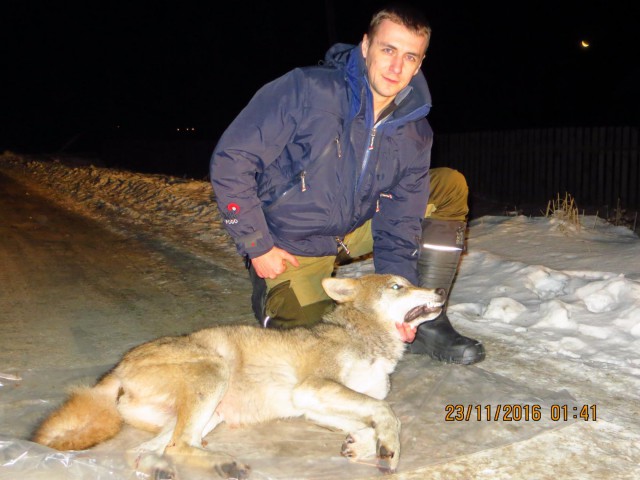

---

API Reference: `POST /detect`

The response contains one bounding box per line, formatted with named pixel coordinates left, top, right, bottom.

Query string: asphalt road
left=0, top=171, right=253, bottom=371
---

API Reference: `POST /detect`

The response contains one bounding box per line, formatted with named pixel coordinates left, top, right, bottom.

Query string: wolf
left=32, top=274, right=445, bottom=478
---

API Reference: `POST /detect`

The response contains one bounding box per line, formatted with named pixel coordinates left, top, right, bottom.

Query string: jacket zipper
left=376, top=192, right=393, bottom=212
left=357, top=126, right=377, bottom=191
left=266, top=135, right=340, bottom=213
left=351, top=110, right=394, bottom=230
left=262, top=170, right=307, bottom=211
left=357, top=106, right=393, bottom=192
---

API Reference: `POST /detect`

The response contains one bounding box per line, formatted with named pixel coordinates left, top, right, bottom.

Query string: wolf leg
left=129, top=414, right=228, bottom=480
left=134, top=420, right=177, bottom=455
left=124, top=420, right=177, bottom=479
left=160, top=359, right=250, bottom=478
left=292, top=377, right=401, bottom=472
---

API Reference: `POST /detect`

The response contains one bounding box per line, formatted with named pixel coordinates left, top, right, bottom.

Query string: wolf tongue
left=395, top=322, right=417, bottom=343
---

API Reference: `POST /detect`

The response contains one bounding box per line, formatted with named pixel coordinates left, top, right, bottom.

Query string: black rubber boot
left=410, top=312, right=485, bottom=364
left=248, top=262, right=268, bottom=324
left=409, top=219, right=485, bottom=364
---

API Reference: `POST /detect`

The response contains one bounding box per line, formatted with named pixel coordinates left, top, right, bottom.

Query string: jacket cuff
left=236, top=230, right=274, bottom=259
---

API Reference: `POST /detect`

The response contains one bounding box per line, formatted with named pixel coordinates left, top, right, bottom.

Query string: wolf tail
left=32, top=373, right=123, bottom=450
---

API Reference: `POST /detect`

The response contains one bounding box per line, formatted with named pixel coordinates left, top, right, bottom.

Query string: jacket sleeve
left=371, top=136, right=432, bottom=285
left=210, top=69, right=305, bottom=259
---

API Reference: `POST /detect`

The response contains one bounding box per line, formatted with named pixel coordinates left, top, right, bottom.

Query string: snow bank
left=0, top=153, right=241, bottom=271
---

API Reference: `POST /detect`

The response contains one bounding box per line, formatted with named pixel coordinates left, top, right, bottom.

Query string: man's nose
left=389, top=56, right=403, bottom=74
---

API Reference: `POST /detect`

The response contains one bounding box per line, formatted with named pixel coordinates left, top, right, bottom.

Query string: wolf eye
left=391, top=283, right=403, bottom=290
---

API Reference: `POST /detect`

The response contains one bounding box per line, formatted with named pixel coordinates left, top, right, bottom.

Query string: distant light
left=177, top=128, right=181, bottom=132
left=580, top=40, right=590, bottom=48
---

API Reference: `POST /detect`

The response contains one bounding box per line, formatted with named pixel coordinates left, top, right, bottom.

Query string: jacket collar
left=331, top=43, right=432, bottom=126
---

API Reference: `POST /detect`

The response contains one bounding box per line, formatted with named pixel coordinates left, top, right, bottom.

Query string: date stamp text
left=444, top=404, right=597, bottom=422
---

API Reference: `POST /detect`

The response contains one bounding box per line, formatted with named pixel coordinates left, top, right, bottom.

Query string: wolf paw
left=376, top=438, right=399, bottom=473
left=215, top=460, right=251, bottom=479
left=134, top=454, right=176, bottom=479
left=153, top=463, right=177, bottom=480
left=340, top=428, right=377, bottom=460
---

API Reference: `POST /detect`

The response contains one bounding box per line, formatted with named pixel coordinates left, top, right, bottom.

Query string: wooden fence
left=432, top=126, right=640, bottom=212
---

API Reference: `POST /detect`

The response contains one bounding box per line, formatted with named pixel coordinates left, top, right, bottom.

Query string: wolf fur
left=32, top=274, right=444, bottom=478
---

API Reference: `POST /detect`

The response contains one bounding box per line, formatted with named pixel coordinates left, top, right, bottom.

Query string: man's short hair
left=368, top=3, right=432, bottom=43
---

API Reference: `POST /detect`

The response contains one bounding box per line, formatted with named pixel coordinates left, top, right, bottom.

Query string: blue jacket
left=210, top=43, right=433, bottom=285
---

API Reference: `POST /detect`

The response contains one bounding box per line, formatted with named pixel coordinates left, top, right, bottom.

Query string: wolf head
left=322, top=274, right=445, bottom=337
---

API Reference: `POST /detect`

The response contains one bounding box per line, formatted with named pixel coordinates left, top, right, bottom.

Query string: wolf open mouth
left=404, top=303, right=442, bottom=323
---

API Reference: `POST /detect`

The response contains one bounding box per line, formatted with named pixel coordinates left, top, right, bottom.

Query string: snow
left=1, top=153, right=639, bottom=479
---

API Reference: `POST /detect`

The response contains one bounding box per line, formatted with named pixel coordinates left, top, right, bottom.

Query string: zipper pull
left=335, top=137, right=342, bottom=158
left=368, top=128, right=377, bottom=151
left=335, top=237, right=350, bottom=255
left=300, top=171, right=307, bottom=192
left=377, top=192, right=392, bottom=213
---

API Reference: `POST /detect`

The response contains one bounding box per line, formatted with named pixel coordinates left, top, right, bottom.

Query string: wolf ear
left=322, top=277, right=358, bottom=303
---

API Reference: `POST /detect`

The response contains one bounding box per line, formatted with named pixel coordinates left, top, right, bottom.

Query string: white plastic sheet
left=0, top=357, right=577, bottom=479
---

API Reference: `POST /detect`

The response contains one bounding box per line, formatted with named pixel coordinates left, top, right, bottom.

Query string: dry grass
left=606, top=198, right=639, bottom=232
left=541, top=194, right=638, bottom=233
left=543, top=193, right=581, bottom=232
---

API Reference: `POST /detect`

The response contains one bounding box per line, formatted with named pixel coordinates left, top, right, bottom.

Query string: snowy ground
left=0, top=153, right=639, bottom=479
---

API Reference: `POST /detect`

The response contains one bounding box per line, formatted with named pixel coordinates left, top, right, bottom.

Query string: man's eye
left=406, top=55, right=417, bottom=63
left=391, top=283, right=403, bottom=290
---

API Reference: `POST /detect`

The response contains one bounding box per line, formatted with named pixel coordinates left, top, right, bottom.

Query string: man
left=210, top=5, right=485, bottom=364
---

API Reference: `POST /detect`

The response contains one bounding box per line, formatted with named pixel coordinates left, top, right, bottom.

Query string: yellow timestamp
left=444, top=404, right=597, bottom=422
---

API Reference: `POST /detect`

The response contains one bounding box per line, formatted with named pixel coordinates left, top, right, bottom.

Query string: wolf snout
left=402, top=287, right=447, bottom=324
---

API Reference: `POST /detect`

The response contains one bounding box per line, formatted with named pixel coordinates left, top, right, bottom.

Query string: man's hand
left=251, top=247, right=300, bottom=279
left=396, top=322, right=418, bottom=343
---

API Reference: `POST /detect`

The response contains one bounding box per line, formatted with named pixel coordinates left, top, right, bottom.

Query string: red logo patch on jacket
left=224, top=203, right=241, bottom=224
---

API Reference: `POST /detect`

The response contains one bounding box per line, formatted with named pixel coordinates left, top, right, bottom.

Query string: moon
left=581, top=40, right=590, bottom=48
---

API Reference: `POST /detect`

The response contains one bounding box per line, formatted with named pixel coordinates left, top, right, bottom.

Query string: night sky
left=2, top=1, right=639, bottom=155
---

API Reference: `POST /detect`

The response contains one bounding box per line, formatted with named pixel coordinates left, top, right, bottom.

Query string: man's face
left=361, top=19, right=428, bottom=109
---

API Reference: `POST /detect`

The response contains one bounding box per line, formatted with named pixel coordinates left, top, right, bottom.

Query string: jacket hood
left=323, top=43, right=432, bottom=122
left=323, top=43, right=355, bottom=68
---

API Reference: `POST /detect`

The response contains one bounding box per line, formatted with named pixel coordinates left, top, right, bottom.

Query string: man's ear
left=361, top=34, right=369, bottom=58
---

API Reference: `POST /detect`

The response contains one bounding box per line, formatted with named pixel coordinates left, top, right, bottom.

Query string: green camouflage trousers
left=260, top=167, right=469, bottom=327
